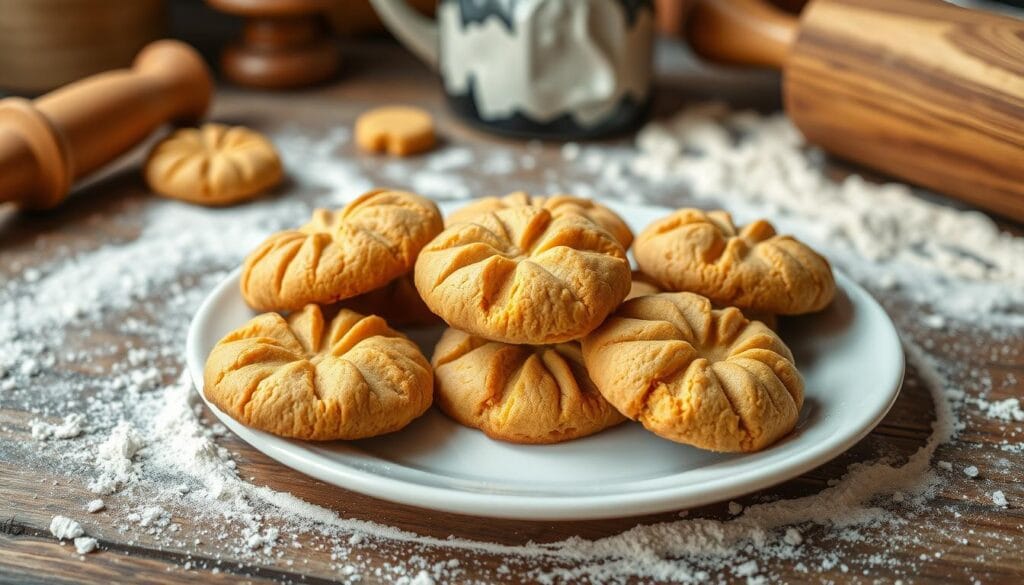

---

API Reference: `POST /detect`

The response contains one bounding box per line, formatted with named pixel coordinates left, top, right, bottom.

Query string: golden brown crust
left=355, top=106, right=436, bottom=156
left=415, top=206, right=631, bottom=344
left=145, top=124, right=282, bottom=206
left=241, top=189, right=443, bottom=312
left=634, top=209, right=836, bottom=315
left=431, top=328, right=625, bottom=444
left=339, top=274, right=441, bottom=328
left=581, top=292, right=804, bottom=453
left=446, top=192, right=634, bottom=249
left=203, top=305, right=433, bottom=440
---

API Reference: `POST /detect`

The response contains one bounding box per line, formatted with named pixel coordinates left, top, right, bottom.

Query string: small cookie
left=626, top=270, right=662, bottom=301
left=634, top=209, right=835, bottom=315
left=431, top=328, right=625, bottom=444
left=415, top=206, right=631, bottom=344
left=582, top=292, right=803, bottom=452
left=242, top=189, right=443, bottom=311
left=446, top=192, right=634, bottom=249
left=204, top=305, right=433, bottom=440
left=145, top=123, right=282, bottom=206
left=340, top=274, right=440, bottom=328
left=355, top=106, right=436, bottom=156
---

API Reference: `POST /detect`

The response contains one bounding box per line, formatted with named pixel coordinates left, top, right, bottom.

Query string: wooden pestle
left=687, top=0, right=1024, bottom=222
left=0, top=40, right=213, bottom=210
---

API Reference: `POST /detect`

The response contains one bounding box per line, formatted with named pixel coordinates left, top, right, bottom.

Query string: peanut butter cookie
left=634, top=209, right=835, bottom=315
left=204, top=305, right=433, bottom=440
left=582, top=292, right=804, bottom=452
left=145, top=123, right=282, bottom=206
left=446, top=192, right=634, bottom=248
left=415, top=206, right=631, bottom=344
left=355, top=106, right=436, bottom=156
left=241, top=189, right=443, bottom=311
left=431, top=328, right=625, bottom=444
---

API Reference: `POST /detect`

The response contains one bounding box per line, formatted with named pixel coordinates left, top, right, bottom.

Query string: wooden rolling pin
left=0, top=40, right=213, bottom=210
left=687, top=0, right=1024, bottom=222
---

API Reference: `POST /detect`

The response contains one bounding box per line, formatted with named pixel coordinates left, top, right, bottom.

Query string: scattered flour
left=88, top=422, right=145, bottom=495
left=75, top=536, right=99, bottom=554
left=2, top=103, right=1020, bottom=582
left=31, top=413, right=86, bottom=440
left=991, top=491, right=1008, bottom=508
left=50, top=516, right=84, bottom=540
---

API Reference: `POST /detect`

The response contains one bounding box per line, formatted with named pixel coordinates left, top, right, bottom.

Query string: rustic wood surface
left=1, top=38, right=1022, bottom=584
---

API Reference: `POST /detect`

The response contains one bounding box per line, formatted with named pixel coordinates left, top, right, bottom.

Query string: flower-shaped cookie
left=446, top=192, right=634, bottom=249
left=431, top=328, right=625, bottom=444
left=145, top=123, right=282, bottom=206
left=634, top=209, right=835, bottom=315
left=582, top=292, right=804, bottom=452
left=241, top=189, right=443, bottom=311
left=415, top=206, right=631, bottom=344
left=204, top=305, right=433, bottom=440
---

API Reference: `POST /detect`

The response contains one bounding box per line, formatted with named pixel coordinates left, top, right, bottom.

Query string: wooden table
left=1, top=39, right=1022, bottom=584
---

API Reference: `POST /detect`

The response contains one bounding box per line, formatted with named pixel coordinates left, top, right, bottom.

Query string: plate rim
left=185, top=201, right=905, bottom=521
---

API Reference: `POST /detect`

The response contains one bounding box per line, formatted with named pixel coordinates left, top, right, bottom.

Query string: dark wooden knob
left=0, top=40, right=213, bottom=209
left=208, top=0, right=339, bottom=89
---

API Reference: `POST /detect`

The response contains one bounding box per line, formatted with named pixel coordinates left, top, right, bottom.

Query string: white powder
left=991, top=491, right=1008, bottom=508
left=4, top=103, right=1021, bottom=582
left=88, top=421, right=145, bottom=495
left=783, top=528, right=803, bottom=546
left=31, top=413, right=86, bottom=440
left=50, top=516, right=84, bottom=540
left=74, top=536, right=99, bottom=554
left=980, top=398, right=1024, bottom=422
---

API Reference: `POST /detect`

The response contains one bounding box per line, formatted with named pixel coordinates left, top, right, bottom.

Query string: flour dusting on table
left=1, top=103, right=1021, bottom=583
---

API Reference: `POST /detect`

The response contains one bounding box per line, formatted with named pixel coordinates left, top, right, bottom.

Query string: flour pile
left=1, top=103, right=1020, bottom=583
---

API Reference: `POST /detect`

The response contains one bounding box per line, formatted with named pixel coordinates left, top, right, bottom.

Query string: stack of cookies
left=205, top=189, right=442, bottom=440
left=204, top=189, right=836, bottom=454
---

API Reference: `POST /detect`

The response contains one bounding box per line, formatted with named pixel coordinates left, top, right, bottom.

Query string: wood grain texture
left=785, top=0, right=1024, bottom=221
left=0, top=39, right=1022, bottom=584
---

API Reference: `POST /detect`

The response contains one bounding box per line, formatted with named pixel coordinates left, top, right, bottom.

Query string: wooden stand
left=0, top=40, right=213, bottom=209
left=208, top=0, right=338, bottom=89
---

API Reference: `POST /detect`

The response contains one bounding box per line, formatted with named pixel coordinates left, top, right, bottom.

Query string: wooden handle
left=686, top=0, right=799, bottom=69
left=0, top=39, right=213, bottom=209
left=785, top=0, right=1024, bottom=221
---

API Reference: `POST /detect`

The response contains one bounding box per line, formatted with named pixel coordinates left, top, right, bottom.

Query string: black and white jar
left=371, top=0, right=654, bottom=139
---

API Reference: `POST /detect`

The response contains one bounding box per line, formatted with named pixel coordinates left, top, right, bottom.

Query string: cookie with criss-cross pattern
left=582, top=292, right=803, bottom=452
left=204, top=305, right=433, bottom=440
left=415, top=206, right=631, bottom=344
left=634, top=208, right=835, bottom=315
left=241, top=189, right=443, bottom=312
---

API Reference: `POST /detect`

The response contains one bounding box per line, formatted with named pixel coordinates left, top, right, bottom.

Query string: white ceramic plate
left=186, top=201, right=904, bottom=521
